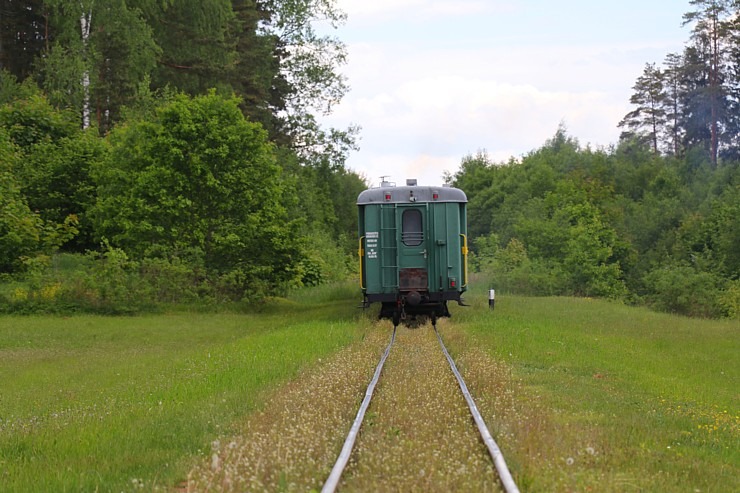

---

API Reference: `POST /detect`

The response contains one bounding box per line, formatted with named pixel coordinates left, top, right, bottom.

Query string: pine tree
left=619, top=63, right=667, bottom=154
left=135, top=0, right=236, bottom=95
left=683, top=0, right=736, bottom=165
left=228, top=0, right=288, bottom=142
left=679, top=43, right=714, bottom=156
left=723, top=2, right=740, bottom=157
left=662, top=53, right=686, bottom=157
left=0, top=0, right=47, bottom=80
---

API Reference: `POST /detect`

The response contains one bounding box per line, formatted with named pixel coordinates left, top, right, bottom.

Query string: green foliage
left=474, top=236, right=565, bottom=296
left=0, top=93, right=78, bottom=147
left=138, top=0, right=236, bottom=95
left=0, top=0, right=362, bottom=299
left=0, top=1, right=47, bottom=81
left=88, top=1, right=161, bottom=132
left=93, top=92, right=302, bottom=300
left=18, top=131, right=106, bottom=251
left=642, top=264, right=727, bottom=318
left=619, top=1, right=740, bottom=162
left=478, top=165, right=627, bottom=299
left=10, top=0, right=352, bottom=157
left=549, top=189, right=627, bottom=299
left=34, top=41, right=88, bottom=117
left=298, top=232, right=355, bottom=287
left=670, top=184, right=740, bottom=279
left=618, top=63, right=666, bottom=153
left=2, top=247, right=143, bottom=315
left=719, top=279, right=740, bottom=319
left=0, top=133, right=41, bottom=272
left=0, top=69, right=41, bottom=105
left=71, top=246, right=152, bottom=314
left=2, top=249, right=208, bottom=315
left=1, top=94, right=104, bottom=252
left=263, top=0, right=349, bottom=117
left=453, top=127, right=739, bottom=317
left=38, top=0, right=161, bottom=132
left=0, top=128, right=81, bottom=274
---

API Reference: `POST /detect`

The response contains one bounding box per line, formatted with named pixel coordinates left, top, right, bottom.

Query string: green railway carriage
left=357, top=179, right=469, bottom=327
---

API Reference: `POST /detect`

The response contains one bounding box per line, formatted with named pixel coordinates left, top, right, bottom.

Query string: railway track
left=321, top=326, right=520, bottom=493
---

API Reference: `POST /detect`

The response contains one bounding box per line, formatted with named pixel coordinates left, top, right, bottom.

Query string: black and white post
left=488, top=289, right=495, bottom=310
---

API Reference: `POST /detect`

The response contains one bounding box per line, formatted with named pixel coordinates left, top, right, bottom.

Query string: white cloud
left=338, top=0, right=420, bottom=17
left=328, top=42, right=636, bottom=153
left=334, top=77, right=621, bottom=187
left=320, top=0, right=688, bottom=187
left=339, top=0, right=514, bottom=19
left=350, top=152, right=460, bottom=188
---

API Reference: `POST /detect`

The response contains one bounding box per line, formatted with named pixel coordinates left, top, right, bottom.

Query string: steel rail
left=434, top=326, right=521, bottom=493
left=321, top=326, right=397, bottom=493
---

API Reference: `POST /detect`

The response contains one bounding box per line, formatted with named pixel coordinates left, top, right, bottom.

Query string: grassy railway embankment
left=448, top=283, right=738, bottom=491
left=0, top=282, right=737, bottom=492
left=0, top=284, right=365, bottom=492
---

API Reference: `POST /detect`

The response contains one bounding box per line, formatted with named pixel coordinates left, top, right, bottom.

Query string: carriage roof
left=357, top=183, right=467, bottom=205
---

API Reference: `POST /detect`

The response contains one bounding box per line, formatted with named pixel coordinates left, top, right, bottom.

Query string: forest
left=1, top=0, right=366, bottom=312
left=0, top=0, right=738, bottom=318
left=453, top=0, right=740, bottom=318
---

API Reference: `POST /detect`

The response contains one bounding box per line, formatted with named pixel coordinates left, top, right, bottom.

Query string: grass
left=186, top=318, right=388, bottom=492
left=450, top=280, right=739, bottom=492
left=0, top=284, right=364, bottom=492
left=2, top=274, right=737, bottom=492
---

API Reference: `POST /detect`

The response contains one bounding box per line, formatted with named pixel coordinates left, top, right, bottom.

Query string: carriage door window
left=401, top=209, right=423, bottom=246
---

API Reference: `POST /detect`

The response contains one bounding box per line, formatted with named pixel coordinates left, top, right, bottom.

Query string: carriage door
left=398, top=205, right=428, bottom=292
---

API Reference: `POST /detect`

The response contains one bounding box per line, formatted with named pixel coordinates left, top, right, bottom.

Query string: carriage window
left=401, top=209, right=423, bottom=246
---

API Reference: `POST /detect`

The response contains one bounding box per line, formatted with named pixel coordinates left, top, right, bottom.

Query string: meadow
left=452, top=281, right=739, bottom=491
left=1, top=281, right=737, bottom=492
left=0, top=284, right=364, bottom=492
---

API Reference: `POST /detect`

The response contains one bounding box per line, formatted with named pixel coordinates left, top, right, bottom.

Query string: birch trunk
left=80, top=7, right=92, bottom=129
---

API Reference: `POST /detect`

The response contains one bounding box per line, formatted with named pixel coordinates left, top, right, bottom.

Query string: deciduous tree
left=38, top=0, right=159, bottom=132
left=93, top=92, right=303, bottom=298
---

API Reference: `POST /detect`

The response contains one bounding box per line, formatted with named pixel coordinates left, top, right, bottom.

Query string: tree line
left=453, top=1, right=739, bottom=319
left=1, top=0, right=365, bottom=313
left=2, top=1, right=738, bottom=318
left=0, top=0, right=353, bottom=142
left=619, top=0, right=740, bottom=165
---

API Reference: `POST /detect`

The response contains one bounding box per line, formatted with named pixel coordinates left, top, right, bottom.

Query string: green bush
left=2, top=237, right=360, bottom=314
left=1, top=255, right=72, bottom=314
left=298, top=232, right=352, bottom=287
left=55, top=247, right=149, bottom=314
left=2, top=249, right=212, bottom=314
left=477, top=238, right=565, bottom=296
left=93, top=92, right=303, bottom=301
left=138, top=256, right=203, bottom=303
left=718, top=279, right=740, bottom=320
left=642, top=264, right=726, bottom=318
left=1, top=132, right=42, bottom=272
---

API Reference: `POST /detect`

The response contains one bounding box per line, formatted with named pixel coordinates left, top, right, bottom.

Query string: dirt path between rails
left=185, top=321, right=549, bottom=492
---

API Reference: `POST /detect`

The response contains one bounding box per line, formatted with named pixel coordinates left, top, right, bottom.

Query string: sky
left=317, top=0, right=693, bottom=187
